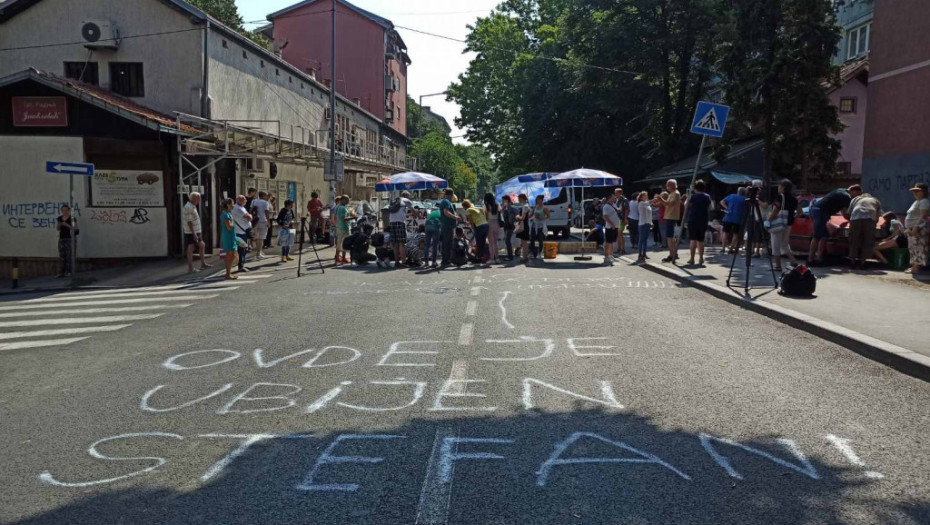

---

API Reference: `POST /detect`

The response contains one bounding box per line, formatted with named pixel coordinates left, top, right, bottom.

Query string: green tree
left=406, top=95, right=448, bottom=139
left=189, top=0, right=272, bottom=50
left=455, top=144, right=497, bottom=197
left=717, top=0, right=842, bottom=187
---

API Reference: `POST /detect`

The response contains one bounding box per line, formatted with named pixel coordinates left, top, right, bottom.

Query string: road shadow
left=8, top=408, right=928, bottom=524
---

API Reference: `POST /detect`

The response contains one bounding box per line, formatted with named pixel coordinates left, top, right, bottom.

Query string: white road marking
left=0, top=337, right=90, bottom=351
left=457, top=324, right=473, bottom=346
left=448, top=360, right=468, bottom=395
left=0, top=324, right=132, bottom=341
left=415, top=426, right=456, bottom=525
left=465, top=301, right=477, bottom=317
left=499, top=291, right=514, bottom=329
left=0, top=296, right=217, bottom=311
left=825, top=435, right=885, bottom=479
left=0, top=304, right=192, bottom=318
left=28, top=285, right=192, bottom=298
left=0, top=314, right=163, bottom=328
left=469, top=287, right=482, bottom=297
left=473, top=276, right=484, bottom=284
left=23, top=289, right=235, bottom=302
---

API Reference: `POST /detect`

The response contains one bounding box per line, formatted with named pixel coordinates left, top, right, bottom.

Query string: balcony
left=316, top=129, right=415, bottom=172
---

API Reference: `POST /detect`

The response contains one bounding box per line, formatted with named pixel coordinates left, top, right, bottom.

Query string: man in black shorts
left=388, top=191, right=413, bottom=267
left=601, top=193, right=621, bottom=266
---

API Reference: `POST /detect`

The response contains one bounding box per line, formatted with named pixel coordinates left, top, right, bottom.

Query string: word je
left=39, top=431, right=881, bottom=491
left=161, top=338, right=625, bottom=372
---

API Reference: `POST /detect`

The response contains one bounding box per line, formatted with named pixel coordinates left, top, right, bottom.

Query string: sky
left=237, top=0, right=501, bottom=144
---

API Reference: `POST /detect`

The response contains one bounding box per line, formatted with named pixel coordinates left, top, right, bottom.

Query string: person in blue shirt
left=720, top=186, right=747, bottom=254
left=437, top=189, right=461, bottom=266
left=686, top=180, right=713, bottom=265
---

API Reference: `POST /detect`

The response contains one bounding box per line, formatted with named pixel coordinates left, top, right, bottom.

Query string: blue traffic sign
left=46, top=161, right=95, bottom=176
left=690, top=101, right=730, bottom=138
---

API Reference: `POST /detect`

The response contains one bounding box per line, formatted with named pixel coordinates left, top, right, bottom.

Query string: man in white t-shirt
left=602, top=193, right=621, bottom=266
left=388, top=191, right=414, bottom=266
left=182, top=192, right=211, bottom=273
left=250, top=191, right=271, bottom=259
left=231, top=195, right=253, bottom=272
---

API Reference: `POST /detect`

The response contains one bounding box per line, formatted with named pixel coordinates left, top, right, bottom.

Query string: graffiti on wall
left=2, top=201, right=81, bottom=229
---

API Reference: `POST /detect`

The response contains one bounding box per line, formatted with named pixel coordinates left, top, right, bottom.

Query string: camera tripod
left=726, top=195, right=779, bottom=292
left=297, top=217, right=325, bottom=276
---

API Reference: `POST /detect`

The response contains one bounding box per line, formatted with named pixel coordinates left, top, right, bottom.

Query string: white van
left=542, top=189, right=574, bottom=238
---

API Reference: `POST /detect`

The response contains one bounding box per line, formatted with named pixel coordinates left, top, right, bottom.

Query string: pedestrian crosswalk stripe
left=0, top=337, right=91, bottom=351
left=0, top=324, right=133, bottom=341
left=0, top=295, right=218, bottom=311
left=0, top=314, right=164, bottom=328
left=0, top=304, right=193, bottom=319
left=197, top=273, right=272, bottom=282
left=56, top=284, right=193, bottom=296
left=23, top=288, right=236, bottom=303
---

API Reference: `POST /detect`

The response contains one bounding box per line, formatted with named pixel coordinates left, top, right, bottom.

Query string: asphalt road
left=1, top=258, right=928, bottom=524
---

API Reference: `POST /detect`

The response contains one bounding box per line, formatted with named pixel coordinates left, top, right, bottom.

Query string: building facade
left=862, top=0, right=930, bottom=212
left=0, top=0, right=411, bottom=274
left=265, top=0, right=411, bottom=140
left=833, top=0, right=874, bottom=66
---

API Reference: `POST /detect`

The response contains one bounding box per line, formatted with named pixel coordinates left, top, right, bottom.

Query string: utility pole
left=417, top=91, right=450, bottom=139
left=329, top=0, right=337, bottom=208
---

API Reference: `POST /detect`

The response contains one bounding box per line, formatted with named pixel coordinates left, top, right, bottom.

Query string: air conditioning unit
left=385, top=108, right=394, bottom=121
left=385, top=75, right=396, bottom=92
left=80, top=20, right=119, bottom=49
left=324, top=107, right=332, bottom=120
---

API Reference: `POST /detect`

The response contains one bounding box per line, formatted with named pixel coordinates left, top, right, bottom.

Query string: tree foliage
left=451, top=0, right=843, bottom=186
left=189, top=0, right=272, bottom=50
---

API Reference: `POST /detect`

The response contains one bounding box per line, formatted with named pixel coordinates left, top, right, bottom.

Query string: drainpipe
left=201, top=20, right=210, bottom=118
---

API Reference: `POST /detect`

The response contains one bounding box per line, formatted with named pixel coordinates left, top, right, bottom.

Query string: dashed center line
left=465, top=301, right=477, bottom=317
left=457, top=323, right=474, bottom=346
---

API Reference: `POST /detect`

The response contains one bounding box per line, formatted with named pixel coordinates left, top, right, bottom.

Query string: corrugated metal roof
left=0, top=68, right=198, bottom=134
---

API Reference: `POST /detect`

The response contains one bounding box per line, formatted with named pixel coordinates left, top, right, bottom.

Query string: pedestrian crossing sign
left=690, top=101, right=730, bottom=138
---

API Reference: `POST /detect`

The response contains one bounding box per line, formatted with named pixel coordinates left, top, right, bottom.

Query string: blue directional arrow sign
left=46, top=161, right=95, bottom=176
left=690, top=101, right=730, bottom=138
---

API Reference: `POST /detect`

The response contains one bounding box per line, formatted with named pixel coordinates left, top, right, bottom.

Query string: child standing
left=276, top=199, right=296, bottom=263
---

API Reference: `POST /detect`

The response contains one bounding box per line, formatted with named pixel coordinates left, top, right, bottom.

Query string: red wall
left=272, top=1, right=407, bottom=136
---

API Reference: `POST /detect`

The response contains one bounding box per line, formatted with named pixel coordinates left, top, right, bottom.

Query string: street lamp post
left=417, top=91, right=450, bottom=138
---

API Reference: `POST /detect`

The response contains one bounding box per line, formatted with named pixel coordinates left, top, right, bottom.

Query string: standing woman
left=500, top=196, right=516, bottom=261
left=484, top=193, right=501, bottom=264
left=515, top=194, right=531, bottom=262
left=55, top=204, right=79, bottom=278
left=463, top=200, right=489, bottom=263
left=767, top=179, right=799, bottom=271
left=276, top=199, right=296, bottom=263
left=905, top=183, right=930, bottom=274
left=220, top=198, right=239, bottom=280
left=531, top=195, right=551, bottom=259
left=637, top=192, right=653, bottom=262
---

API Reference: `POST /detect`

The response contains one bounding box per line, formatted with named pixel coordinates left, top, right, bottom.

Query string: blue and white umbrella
left=543, top=169, right=623, bottom=259
left=375, top=172, right=448, bottom=192
left=517, top=172, right=560, bottom=183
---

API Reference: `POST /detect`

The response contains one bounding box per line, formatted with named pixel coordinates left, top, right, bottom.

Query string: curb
left=622, top=256, right=930, bottom=382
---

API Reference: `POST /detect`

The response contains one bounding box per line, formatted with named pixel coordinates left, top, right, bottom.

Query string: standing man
left=307, top=191, right=324, bottom=243
left=333, top=195, right=354, bottom=265
left=231, top=195, right=253, bottom=273
left=602, top=193, right=621, bottom=266
left=614, top=188, right=629, bottom=254
left=183, top=192, right=211, bottom=273
left=438, top=189, right=459, bottom=267
left=388, top=191, right=414, bottom=267
left=55, top=204, right=78, bottom=278
left=655, top=179, right=683, bottom=263
left=627, top=191, right=640, bottom=252
left=245, top=187, right=257, bottom=211
left=250, top=191, right=271, bottom=259
left=844, top=184, right=882, bottom=269
left=807, top=187, right=851, bottom=266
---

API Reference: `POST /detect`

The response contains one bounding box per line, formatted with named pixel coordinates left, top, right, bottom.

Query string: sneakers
left=604, top=257, right=614, bottom=266
left=285, top=256, right=294, bottom=261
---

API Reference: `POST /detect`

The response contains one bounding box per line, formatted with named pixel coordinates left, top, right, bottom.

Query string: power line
left=241, top=8, right=334, bottom=26
left=394, top=25, right=642, bottom=76
left=0, top=27, right=202, bottom=53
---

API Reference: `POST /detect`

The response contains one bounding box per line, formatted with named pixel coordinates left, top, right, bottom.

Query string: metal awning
left=710, top=171, right=761, bottom=185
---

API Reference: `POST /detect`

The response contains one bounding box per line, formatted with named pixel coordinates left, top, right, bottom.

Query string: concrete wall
left=862, top=0, right=930, bottom=212
left=0, top=135, right=168, bottom=258
left=0, top=0, right=204, bottom=116
left=831, top=78, right=868, bottom=176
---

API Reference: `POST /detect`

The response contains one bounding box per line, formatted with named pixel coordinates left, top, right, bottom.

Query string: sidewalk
left=0, top=243, right=334, bottom=296
left=626, top=243, right=930, bottom=378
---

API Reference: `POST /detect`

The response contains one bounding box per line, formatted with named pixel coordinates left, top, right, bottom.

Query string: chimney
left=352, top=98, right=361, bottom=106
left=306, top=68, right=317, bottom=80
left=323, top=79, right=331, bottom=88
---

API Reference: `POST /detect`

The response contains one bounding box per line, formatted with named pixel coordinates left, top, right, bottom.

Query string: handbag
left=767, top=195, right=788, bottom=232
left=514, top=216, right=525, bottom=235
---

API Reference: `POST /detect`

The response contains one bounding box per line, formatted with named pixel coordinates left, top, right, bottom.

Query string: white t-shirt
left=602, top=203, right=620, bottom=229
left=389, top=198, right=413, bottom=223
left=231, top=204, right=251, bottom=234
left=628, top=200, right=640, bottom=221
left=251, top=199, right=270, bottom=224
left=638, top=201, right=653, bottom=224
left=905, top=198, right=930, bottom=229
left=182, top=201, right=201, bottom=234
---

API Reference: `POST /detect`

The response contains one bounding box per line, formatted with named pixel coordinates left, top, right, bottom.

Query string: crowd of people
left=168, top=179, right=930, bottom=280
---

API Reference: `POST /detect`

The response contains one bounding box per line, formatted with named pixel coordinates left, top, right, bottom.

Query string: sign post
left=687, top=101, right=730, bottom=193
left=47, top=161, right=95, bottom=288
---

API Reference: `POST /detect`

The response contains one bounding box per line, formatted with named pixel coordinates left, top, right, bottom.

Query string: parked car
left=789, top=204, right=887, bottom=257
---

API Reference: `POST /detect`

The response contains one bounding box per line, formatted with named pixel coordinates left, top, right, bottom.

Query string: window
left=242, top=51, right=248, bottom=59
left=839, top=97, right=857, bottom=113
left=222, top=39, right=228, bottom=49
left=64, top=62, right=99, bottom=85
left=847, top=23, right=871, bottom=60
left=109, top=62, right=144, bottom=97
left=260, top=60, right=265, bottom=68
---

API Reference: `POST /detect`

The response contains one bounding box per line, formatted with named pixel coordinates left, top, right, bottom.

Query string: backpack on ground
left=371, top=232, right=386, bottom=248
left=779, top=265, right=817, bottom=297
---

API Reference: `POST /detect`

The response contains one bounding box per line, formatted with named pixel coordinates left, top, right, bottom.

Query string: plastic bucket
left=543, top=242, right=559, bottom=259
left=889, top=247, right=910, bottom=271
